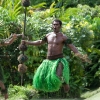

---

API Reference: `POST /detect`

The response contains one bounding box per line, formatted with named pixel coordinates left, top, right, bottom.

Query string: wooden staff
left=19, top=0, right=30, bottom=86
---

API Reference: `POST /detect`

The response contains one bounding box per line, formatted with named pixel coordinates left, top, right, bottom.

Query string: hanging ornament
left=17, top=54, right=28, bottom=63
left=18, top=0, right=30, bottom=86
left=22, top=0, right=30, bottom=7
left=18, top=63, right=27, bottom=73
left=18, top=42, right=27, bottom=51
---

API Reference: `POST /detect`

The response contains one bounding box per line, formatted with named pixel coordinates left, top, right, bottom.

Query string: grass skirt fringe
left=33, top=58, right=69, bottom=92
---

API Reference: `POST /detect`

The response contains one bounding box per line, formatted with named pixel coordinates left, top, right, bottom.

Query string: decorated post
left=17, top=0, right=30, bottom=86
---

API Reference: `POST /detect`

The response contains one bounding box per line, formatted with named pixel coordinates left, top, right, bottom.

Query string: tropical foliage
left=0, top=0, right=100, bottom=99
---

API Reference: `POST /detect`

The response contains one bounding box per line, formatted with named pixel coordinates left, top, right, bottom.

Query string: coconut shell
left=22, top=0, right=30, bottom=7
left=19, top=43, right=27, bottom=51
left=18, top=64, right=27, bottom=73
left=17, top=54, right=28, bottom=63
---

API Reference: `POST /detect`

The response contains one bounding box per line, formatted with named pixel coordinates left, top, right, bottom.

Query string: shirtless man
left=0, top=34, right=17, bottom=99
left=21, top=19, right=89, bottom=92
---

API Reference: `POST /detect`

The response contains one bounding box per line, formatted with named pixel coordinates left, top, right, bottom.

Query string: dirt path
left=84, top=92, right=100, bottom=100
left=0, top=97, right=4, bottom=100
left=81, top=87, right=100, bottom=100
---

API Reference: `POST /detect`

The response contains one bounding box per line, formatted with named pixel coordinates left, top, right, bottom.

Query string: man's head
left=52, top=19, right=62, bottom=26
left=52, top=19, right=62, bottom=33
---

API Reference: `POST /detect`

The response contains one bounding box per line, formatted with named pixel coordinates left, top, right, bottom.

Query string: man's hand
left=12, top=34, right=17, bottom=40
left=75, top=53, right=91, bottom=64
left=11, top=33, right=24, bottom=39
left=21, top=40, right=27, bottom=44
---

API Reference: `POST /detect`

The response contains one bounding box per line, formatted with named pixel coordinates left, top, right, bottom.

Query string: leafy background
left=0, top=0, right=100, bottom=99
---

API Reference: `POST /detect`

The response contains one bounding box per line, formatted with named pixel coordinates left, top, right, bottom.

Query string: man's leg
left=56, top=62, right=63, bottom=77
left=62, top=82, right=70, bottom=93
left=0, top=81, right=8, bottom=100
left=56, top=62, right=70, bottom=93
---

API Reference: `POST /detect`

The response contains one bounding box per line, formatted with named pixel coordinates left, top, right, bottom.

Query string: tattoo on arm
left=42, top=36, right=47, bottom=42
left=63, top=38, right=72, bottom=45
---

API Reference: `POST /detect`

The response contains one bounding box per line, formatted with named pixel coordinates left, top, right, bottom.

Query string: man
left=21, top=19, right=90, bottom=93
left=0, top=34, right=17, bottom=100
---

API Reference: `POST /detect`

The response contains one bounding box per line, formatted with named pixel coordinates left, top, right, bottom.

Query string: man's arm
left=0, top=42, right=3, bottom=47
left=63, top=35, right=91, bottom=63
left=0, top=34, right=17, bottom=47
left=4, top=34, right=17, bottom=46
left=21, top=34, right=48, bottom=46
left=21, top=39, right=46, bottom=46
left=63, top=36, right=79, bottom=53
left=67, top=44, right=91, bottom=63
left=67, top=44, right=79, bottom=53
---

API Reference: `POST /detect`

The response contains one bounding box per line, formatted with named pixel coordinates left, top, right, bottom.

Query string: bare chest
left=47, top=34, right=64, bottom=44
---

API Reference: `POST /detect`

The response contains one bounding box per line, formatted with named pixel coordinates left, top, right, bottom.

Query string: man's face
left=52, top=21, right=61, bottom=33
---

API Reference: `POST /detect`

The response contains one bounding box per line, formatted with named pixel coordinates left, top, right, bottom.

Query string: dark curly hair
left=52, top=19, right=62, bottom=26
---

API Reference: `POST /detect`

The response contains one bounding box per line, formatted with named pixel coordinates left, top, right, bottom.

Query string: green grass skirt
left=33, top=58, right=69, bottom=92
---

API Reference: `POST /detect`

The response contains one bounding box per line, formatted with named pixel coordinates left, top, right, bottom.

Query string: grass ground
left=0, top=86, right=100, bottom=100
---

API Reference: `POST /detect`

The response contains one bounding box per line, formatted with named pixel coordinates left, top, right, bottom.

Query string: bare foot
left=1, top=88, right=8, bottom=100
left=4, top=93, right=8, bottom=100
left=63, top=84, right=70, bottom=93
